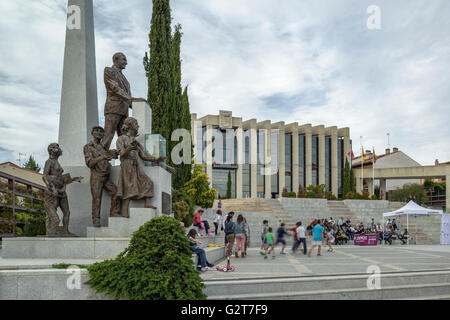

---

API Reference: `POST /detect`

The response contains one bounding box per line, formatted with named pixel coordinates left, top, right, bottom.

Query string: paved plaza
left=201, top=245, right=450, bottom=280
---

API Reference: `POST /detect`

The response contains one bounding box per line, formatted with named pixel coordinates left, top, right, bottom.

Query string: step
left=207, top=283, right=450, bottom=300
left=204, top=270, right=450, bottom=298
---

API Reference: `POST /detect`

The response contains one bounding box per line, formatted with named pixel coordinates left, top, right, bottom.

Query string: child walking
left=264, top=227, right=276, bottom=259
left=260, top=220, right=269, bottom=255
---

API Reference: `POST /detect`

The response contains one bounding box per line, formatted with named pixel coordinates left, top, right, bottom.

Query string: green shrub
left=353, top=193, right=363, bottom=200
left=297, top=187, right=306, bottom=198
left=172, top=189, right=195, bottom=227
left=361, top=191, right=370, bottom=200
left=288, top=192, right=297, bottom=198
left=326, top=192, right=337, bottom=201
left=345, top=192, right=354, bottom=199
left=371, top=195, right=378, bottom=200
left=86, top=216, right=206, bottom=300
left=23, top=216, right=46, bottom=237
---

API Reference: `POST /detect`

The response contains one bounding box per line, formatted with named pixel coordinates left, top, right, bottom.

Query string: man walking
left=294, top=222, right=307, bottom=255
left=308, top=220, right=324, bottom=257
left=84, top=126, right=121, bottom=227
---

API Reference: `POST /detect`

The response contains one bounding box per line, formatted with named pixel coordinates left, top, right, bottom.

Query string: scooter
left=216, top=257, right=236, bottom=272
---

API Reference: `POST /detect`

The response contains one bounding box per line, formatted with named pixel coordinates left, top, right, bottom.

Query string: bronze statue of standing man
left=102, top=52, right=133, bottom=151
left=43, top=143, right=83, bottom=237
left=84, top=126, right=121, bottom=227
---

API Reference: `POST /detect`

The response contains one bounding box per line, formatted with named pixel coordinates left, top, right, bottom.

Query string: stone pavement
left=200, top=245, right=450, bottom=280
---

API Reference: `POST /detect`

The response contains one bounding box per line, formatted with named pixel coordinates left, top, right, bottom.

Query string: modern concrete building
left=191, top=111, right=351, bottom=199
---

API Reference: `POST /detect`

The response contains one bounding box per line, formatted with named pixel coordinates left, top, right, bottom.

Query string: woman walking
left=234, top=215, right=247, bottom=258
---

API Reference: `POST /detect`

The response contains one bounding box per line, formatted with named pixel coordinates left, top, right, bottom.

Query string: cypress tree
left=180, top=86, right=192, bottom=183
left=169, top=24, right=183, bottom=168
left=144, top=0, right=173, bottom=140
left=343, top=158, right=351, bottom=196
left=226, top=171, right=232, bottom=199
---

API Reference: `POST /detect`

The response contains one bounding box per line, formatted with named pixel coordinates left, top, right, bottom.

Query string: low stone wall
left=0, top=246, right=225, bottom=300
left=0, top=269, right=107, bottom=300
left=1, top=238, right=130, bottom=260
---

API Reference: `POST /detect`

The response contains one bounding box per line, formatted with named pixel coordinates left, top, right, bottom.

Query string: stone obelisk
left=58, top=0, right=98, bottom=167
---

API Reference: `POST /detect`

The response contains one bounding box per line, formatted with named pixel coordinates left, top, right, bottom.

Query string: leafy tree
left=390, top=183, right=427, bottom=204
left=23, top=156, right=41, bottom=172
left=87, top=216, right=207, bottom=300
left=184, top=165, right=217, bottom=208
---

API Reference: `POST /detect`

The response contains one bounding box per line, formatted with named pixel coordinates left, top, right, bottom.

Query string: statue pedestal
left=62, top=165, right=171, bottom=237
left=87, top=208, right=157, bottom=238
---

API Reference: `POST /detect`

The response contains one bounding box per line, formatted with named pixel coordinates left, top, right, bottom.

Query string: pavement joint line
left=335, top=250, right=405, bottom=272
left=286, top=254, right=313, bottom=274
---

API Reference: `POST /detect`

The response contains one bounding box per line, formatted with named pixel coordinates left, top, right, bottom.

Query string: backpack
left=225, top=221, right=235, bottom=235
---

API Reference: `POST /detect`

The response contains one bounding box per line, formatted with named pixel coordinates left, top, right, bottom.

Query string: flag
left=373, top=147, right=377, bottom=163
left=348, top=150, right=355, bottom=160
left=362, top=147, right=366, bottom=163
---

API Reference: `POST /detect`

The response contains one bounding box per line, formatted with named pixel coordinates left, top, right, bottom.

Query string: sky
left=0, top=0, right=449, bottom=169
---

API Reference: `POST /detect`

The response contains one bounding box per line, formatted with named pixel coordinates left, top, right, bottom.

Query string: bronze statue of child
left=43, top=143, right=83, bottom=237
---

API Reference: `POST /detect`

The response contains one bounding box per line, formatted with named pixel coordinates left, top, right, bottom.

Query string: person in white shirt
left=326, top=228, right=335, bottom=252
left=213, top=210, right=223, bottom=236
left=294, top=221, right=307, bottom=255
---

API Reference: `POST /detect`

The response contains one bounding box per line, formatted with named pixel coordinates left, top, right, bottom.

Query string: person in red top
left=194, top=210, right=212, bottom=236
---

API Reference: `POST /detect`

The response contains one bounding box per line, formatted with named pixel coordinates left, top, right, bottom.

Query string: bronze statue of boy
left=43, top=143, right=83, bottom=237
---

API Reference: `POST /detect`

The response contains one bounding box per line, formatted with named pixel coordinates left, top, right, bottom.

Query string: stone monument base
left=62, top=165, right=171, bottom=237
left=87, top=208, right=157, bottom=238
left=0, top=237, right=130, bottom=260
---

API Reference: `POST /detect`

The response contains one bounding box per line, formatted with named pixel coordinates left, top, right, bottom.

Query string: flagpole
left=360, top=137, right=364, bottom=194
left=372, top=146, right=375, bottom=196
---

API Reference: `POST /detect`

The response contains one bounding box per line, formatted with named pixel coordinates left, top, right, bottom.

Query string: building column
left=292, top=127, right=299, bottom=194
left=356, top=177, right=363, bottom=194
left=205, top=124, right=213, bottom=188
left=305, top=127, right=312, bottom=187
left=318, top=127, right=326, bottom=186
left=250, top=125, right=258, bottom=199
left=265, top=126, right=272, bottom=199
left=446, top=174, right=450, bottom=213
left=236, top=126, right=243, bottom=199
left=278, top=127, right=286, bottom=196
left=331, top=128, right=338, bottom=197
left=380, top=179, right=387, bottom=200
left=343, top=129, right=351, bottom=165
left=367, top=179, right=374, bottom=196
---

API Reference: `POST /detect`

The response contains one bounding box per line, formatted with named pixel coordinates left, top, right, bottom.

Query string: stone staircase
left=213, top=199, right=274, bottom=213
left=327, top=201, right=361, bottom=226
left=266, top=199, right=297, bottom=229
left=204, top=270, right=450, bottom=300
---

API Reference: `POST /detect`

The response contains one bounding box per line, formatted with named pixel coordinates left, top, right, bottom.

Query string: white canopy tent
left=383, top=201, right=443, bottom=245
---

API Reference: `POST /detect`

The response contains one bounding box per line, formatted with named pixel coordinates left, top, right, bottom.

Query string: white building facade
left=191, top=111, right=351, bottom=199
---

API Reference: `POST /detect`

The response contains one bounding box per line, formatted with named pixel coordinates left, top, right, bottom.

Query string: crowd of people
left=187, top=208, right=410, bottom=272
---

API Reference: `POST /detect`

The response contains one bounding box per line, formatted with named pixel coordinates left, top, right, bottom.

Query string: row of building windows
left=196, top=127, right=345, bottom=198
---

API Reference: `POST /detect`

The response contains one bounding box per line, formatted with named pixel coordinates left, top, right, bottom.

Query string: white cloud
left=0, top=0, right=448, bottom=168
